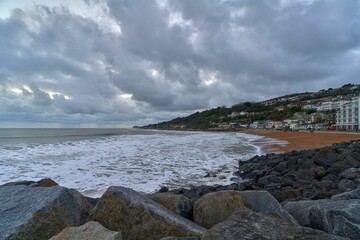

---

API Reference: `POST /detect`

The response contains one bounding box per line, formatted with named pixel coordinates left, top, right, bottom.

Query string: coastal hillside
left=141, top=83, right=360, bottom=130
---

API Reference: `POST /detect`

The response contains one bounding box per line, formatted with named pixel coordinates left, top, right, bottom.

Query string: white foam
left=0, top=130, right=265, bottom=197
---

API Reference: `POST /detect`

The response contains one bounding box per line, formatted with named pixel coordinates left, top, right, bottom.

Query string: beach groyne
left=1, top=140, right=359, bottom=240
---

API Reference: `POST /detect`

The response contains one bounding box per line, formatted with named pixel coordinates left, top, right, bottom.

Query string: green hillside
left=141, top=83, right=360, bottom=130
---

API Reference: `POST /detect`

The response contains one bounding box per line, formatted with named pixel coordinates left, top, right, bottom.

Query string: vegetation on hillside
left=142, top=83, right=360, bottom=130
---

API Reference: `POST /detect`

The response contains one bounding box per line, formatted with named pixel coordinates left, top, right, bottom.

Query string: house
left=249, top=121, right=265, bottom=129
left=282, top=119, right=299, bottom=129
left=310, top=112, right=327, bottom=123
left=228, top=112, right=240, bottom=118
left=302, top=104, right=321, bottom=110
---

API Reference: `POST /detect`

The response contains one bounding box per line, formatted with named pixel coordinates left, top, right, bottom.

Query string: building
left=336, top=96, right=360, bottom=131
left=319, top=100, right=350, bottom=111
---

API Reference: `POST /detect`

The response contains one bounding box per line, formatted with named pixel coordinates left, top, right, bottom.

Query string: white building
left=336, top=96, right=360, bottom=131
left=319, top=100, right=350, bottom=111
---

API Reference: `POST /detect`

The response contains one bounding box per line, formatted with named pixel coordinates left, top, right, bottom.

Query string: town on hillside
left=141, top=84, right=360, bottom=132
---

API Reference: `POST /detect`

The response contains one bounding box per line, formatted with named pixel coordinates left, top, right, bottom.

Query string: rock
left=331, top=189, right=360, bottom=200
left=31, top=178, right=59, bottom=187
left=338, top=179, right=357, bottom=192
left=85, top=197, right=100, bottom=207
left=193, top=190, right=247, bottom=229
left=315, top=166, right=328, bottom=179
left=160, top=237, right=199, bottom=240
left=201, top=209, right=345, bottom=240
left=1, top=178, right=59, bottom=188
left=0, top=185, right=93, bottom=240
left=297, top=158, right=315, bottom=170
left=313, top=180, right=337, bottom=192
left=340, top=168, right=360, bottom=180
left=89, top=186, right=206, bottom=240
left=328, top=162, right=351, bottom=175
left=1, top=180, right=36, bottom=186
left=159, top=186, right=169, bottom=193
left=284, top=199, right=360, bottom=239
left=49, top=221, right=122, bottom=240
left=309, top=191, right=334, bottom=200
left=314, top=149, right=338, bottom=169
left=238, top=190, right=298, bottom=224
left=273, top=188, right=301, bottom=203
left=148, top=192, right=193, bottom=219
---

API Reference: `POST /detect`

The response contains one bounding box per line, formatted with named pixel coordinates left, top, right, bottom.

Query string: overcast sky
left=0, top=0, right=359, bottom=127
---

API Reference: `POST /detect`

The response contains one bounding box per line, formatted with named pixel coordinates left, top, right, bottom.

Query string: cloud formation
left=0, top=0, right=359, bottom=127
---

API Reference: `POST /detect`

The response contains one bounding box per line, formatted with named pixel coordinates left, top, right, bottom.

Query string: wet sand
left=243, top=129, right=360, bottom=153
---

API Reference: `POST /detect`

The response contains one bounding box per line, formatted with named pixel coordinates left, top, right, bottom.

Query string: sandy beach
left=243, top=129, right=360, bottom=153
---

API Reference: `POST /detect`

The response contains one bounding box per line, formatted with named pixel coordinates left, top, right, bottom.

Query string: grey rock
left=49, top=221, right=122, bottom=240
left=238, top=190, right=298, bottom=224
left=328, top=162, right=351, bottom=175
left=201, top=209, right=346, bottom=240
left=0, top=185, right=93, bottom=240
left=313, top=180, right=337, bottom=192
left=284, top=199, right=360, bottom=240
left=160, top=237, right=199, bottom=240
left=338, top=179, right=357, bottom=192
left=340, top=168, right=360, bottom=180
left=89, top=186, right=206, bottom=240
left=273, top=188, right=302, bottom=203
left=297, top=157, right=315, bottom=170
left=1, top=178, right=59, bottom=188
left=331, top=189, right=360, bottom=200
left=1, top=180, right=36, bottom=186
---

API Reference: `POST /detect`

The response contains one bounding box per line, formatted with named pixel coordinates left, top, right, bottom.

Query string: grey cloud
left=0, top=0, right=359, bottom=126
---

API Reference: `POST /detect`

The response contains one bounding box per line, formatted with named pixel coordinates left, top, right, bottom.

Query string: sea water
left=0, top=128, right=285, bottom=197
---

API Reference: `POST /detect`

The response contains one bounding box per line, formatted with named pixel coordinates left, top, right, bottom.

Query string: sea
left=0, top=128, right=287, bottom=197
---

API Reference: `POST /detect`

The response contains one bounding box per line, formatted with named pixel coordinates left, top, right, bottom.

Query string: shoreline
left=242, top=129, right=360, bottom=153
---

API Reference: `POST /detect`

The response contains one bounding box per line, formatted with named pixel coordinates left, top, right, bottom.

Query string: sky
left=0, top=0, right=359, bottom=127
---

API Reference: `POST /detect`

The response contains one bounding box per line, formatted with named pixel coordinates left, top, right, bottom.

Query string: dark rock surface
left=284, top=198, right=360, bottom=240
left=235, top=140, right=360, bottom=203
left=331, top=189, right=360, bottom=200
left=0, top=178, right=59, bottom=187
left=201, top=209, right=346, bottom=240
left=89, top=186, right=206, bottom=240
left=160, top=237, right=199, bottom=240
left=0, top=185, right=93, bottom=240
left=238, top=190, right=298, bottom=224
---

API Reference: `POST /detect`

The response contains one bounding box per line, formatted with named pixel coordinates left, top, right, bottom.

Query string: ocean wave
left=0, top=130, right=266, bottom=197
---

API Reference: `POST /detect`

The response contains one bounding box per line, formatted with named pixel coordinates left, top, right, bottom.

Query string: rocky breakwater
left=231, top=139, right=360, bottom=239
left=1, top=178, right=353, bottom=240
left=236, top=140, right=360, bottom=203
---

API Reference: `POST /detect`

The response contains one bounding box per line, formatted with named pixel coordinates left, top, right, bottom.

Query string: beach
left=243, top=129, right=360, bottom=153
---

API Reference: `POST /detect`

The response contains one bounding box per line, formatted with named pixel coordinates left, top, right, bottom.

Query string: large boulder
left=89, top=186, right=206, bottom=240
left=331, top=189, right=360, bottom=200
left=284, top=199, right=360, bottom=240
left=160, top=238, right=199, bottom=240
left=238, top=190, right=298, bottom=224
left=0, top=178, right=58, bottom=187
left=49, top=221, right=122, bottom=240
left=201, top=209, right=345, bottom=240
left=193, top=190, right=247, bottom=229
left=0, top=185, right=93, bottom=240
left=148, top=192, right=193, bottom=219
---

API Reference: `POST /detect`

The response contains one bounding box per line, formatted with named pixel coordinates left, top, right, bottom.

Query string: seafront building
left=336, top=96, right=360, bottom=131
